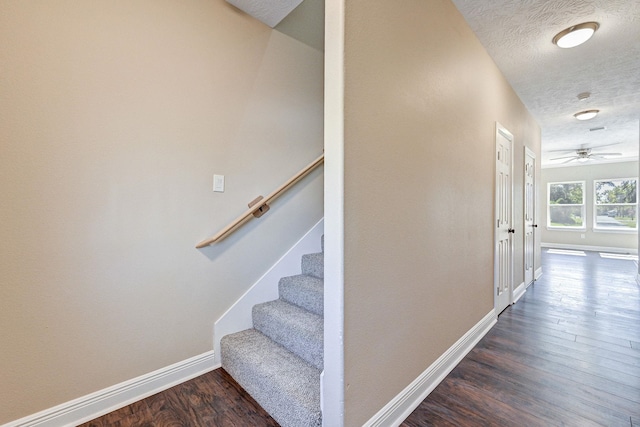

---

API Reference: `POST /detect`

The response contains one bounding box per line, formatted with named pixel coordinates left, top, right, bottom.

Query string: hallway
left=82, top=249, right=640, bottom=426
left=403, top=249, right=640, bottom=426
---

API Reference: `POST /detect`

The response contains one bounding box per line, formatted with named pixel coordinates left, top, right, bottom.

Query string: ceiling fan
left=549, top=148, right=622, bottom=164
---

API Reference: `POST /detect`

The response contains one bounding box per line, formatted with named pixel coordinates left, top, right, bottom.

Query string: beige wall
left=541, top=161, right=638, bottom=251
left=0, top=1, right=323, bottom=423
left=340, top=0, right=540, bottom=424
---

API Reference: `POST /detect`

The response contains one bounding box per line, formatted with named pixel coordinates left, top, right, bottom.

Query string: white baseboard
left=362, top=310, right=497, bottom=427
left=214, top=218, right=324, bottom=364
left=534, top=267, right=542, bottom=280
left=4, top=352, right=218, bottom=427
left=541, top=242, right=638, bottom=255
left=513, top=281, right=526, bottom=304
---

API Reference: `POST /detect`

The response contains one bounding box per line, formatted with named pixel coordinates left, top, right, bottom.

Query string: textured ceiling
left=275, top=0, right=325, bottom=51
left=226, top=0, right=303, bottom=28
left=451, top=0, right=640, bottom=167
left=227, top=0, right=324, bottom=50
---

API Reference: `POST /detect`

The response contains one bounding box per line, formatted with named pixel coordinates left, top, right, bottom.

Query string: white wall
left=541, top=161, right=638, bottom=252
left=0, top=1, right=323, bottom=423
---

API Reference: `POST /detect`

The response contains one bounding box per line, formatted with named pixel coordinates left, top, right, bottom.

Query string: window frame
left=547, top=180, right=586, bottom=230
left=593, top=177, right=638, bottom=232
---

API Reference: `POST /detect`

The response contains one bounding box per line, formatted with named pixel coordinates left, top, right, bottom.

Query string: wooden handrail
left=196, top=154, right=324, bottom=248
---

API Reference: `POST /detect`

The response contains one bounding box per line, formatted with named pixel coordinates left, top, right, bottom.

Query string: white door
left=524, top=147, right=536, bottom=287
left=494, top=124, right=513, bottom=315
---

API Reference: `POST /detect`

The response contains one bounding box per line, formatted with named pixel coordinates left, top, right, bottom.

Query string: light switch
left=213, top=175, right=225, bottom=192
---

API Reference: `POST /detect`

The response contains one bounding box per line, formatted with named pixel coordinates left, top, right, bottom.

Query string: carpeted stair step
left=221, top=329, right=322, bottom=427
left=253, top=299, right=323, bottom=370
left=301, top=252, right=324, bottom=279
left=279, top=274, right=324, bottom=316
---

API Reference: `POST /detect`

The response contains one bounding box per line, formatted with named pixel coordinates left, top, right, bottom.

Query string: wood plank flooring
left=82, top=248, right=640, bottom=426
left=78, top=368, right=278, bottom=427
left=403, top=249, right=640, bottom=427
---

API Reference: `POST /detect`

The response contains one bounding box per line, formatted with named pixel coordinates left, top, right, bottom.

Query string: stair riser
left=279, top=275, right=324, bottom=316
left=301, top=253, right=324, bottom=279
left=253, top=302, right=323, bottom=370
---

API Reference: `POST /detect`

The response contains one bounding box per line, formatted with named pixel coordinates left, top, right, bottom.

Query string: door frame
left=523, top=146, right=536, bottom=288
left=494, top=122, right=514, bottom=314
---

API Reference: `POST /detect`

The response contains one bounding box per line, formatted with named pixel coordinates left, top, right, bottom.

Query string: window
left=594, top=178, right=637, bottom=231
left=548, top=181, right=585, bottom=228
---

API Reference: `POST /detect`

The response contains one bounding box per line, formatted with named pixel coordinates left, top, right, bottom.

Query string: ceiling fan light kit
left=574, top=109, right=599, bottom=120
left=553, top=22, right=599, bottom=48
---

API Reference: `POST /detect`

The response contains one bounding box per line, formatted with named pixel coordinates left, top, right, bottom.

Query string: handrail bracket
left=248, top=196, right=270, bottom=218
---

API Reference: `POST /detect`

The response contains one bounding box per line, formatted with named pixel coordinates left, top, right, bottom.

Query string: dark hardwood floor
left=78, top=368, right=279, bottom=427
left=403, top=249, right=640, bottom=427
left=83, top=248, right=640, bottom=426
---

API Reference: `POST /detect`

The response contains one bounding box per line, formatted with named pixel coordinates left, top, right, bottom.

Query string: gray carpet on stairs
left=221, top=237, right=324, bottom=427
left=301, top=252, right=324, bottom=279
left=253, top=299, right=323, bottom=370
left=279, top=275, right=324, bottom=316
left=221, top=330, right=322, bottom=427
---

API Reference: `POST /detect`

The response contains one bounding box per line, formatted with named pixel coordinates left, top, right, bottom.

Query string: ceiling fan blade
left=591, top=152, right=622, bottom=156
left=547, top=148, right=580, bottom=153
left=584, top=142, right=622, bottom=150
left=589, top=155, right=622, bottom=161
left=550, top=155, right=578, bottom=161
left=562, top=157, right=578, bottom=164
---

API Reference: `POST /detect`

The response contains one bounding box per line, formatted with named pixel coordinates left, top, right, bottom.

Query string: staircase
left=221, top=236, right=324, bottom=427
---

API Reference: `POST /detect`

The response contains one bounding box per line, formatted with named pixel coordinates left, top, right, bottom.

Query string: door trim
left=524, top=146, right=536, bottom=288
left=494, top=122, right=514, bottom=314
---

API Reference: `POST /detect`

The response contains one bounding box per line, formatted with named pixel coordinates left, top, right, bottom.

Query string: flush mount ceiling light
left=553, top=22, right=599, bottom=48
left=577, top=92, right=591, bottom=101
left=574, top=109, right=599, bottom=120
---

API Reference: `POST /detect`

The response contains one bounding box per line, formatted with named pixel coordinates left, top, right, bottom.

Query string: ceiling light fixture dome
left=574, top=109, right=599, bottom=120
left=553, top=22, right=599, bottom=48
left=577, top=92, right=591, bottom=101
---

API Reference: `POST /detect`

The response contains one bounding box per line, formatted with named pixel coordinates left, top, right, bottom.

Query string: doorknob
left=533, top=224, right=538, bottom=228
left=508, top=228, right=515, bottom=233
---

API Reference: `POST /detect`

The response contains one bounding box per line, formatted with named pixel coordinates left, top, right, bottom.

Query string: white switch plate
left=213, top=175, right=225, bottom=192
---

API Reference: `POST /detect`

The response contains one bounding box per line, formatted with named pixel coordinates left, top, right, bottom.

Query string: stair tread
left=221, top=329, right=322, bottom=427
left=279, top=274, right=324, bottom=316
left=253, top=299, right=323, bottom=369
